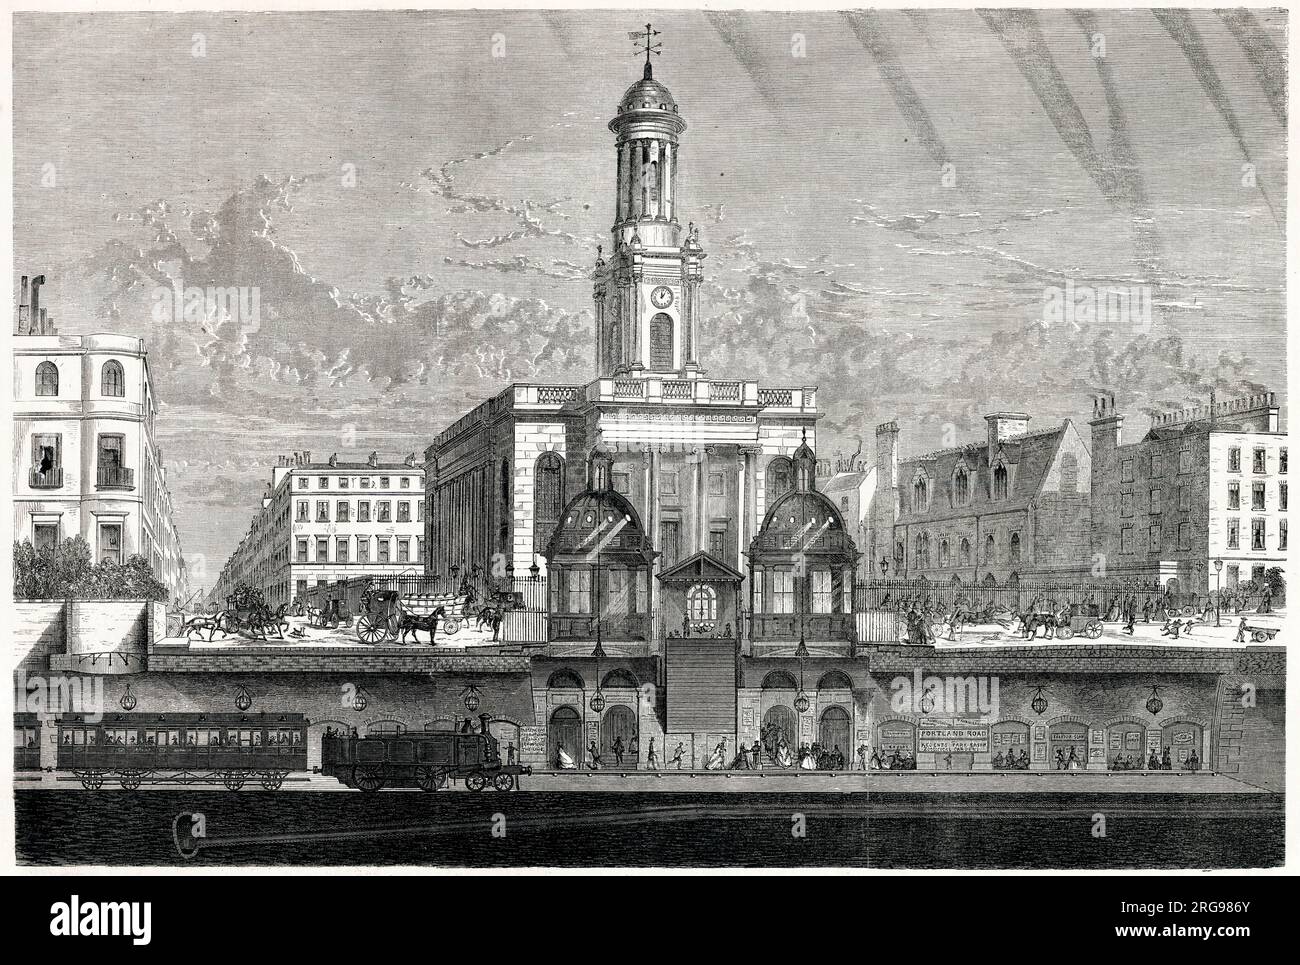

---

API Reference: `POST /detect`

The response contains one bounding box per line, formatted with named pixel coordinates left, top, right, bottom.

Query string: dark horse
left=397, top=605, right=446, bottom=645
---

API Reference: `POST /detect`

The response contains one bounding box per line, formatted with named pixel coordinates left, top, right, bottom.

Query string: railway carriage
left=56, top=712, right=308, bottom=790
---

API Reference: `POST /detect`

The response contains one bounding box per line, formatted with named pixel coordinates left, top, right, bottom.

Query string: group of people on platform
left=1108, top=747, right=1200, bottom=771
left=992, top=748, right=1031, bottom=769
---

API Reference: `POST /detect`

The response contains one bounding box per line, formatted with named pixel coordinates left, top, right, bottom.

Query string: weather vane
left=628, top=23, right=662, bottom=77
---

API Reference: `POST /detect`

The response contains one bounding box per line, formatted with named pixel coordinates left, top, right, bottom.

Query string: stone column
left=735, top=455, right=747, bottom=573
left=649, top=447, right=662, bottom=653
left=662, top=140, right=674, bottom=222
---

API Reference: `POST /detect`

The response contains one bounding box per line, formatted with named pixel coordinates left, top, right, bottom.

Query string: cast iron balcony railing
left=97, top=465, right=135, bottom=490
left=29, top=467, right=63, bottom=489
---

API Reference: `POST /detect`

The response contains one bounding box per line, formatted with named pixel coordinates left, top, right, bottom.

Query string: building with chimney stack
left=1089, top=390, right=1287, bottom=593
left=868, top=413, right=1093, bottom=582
left=211, top=451, right=426, bottom=608
left=12, top=274, right=189, bottom=601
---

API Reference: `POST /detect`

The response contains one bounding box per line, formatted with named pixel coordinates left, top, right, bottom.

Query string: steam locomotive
left=321, top=714, right=530, bottom=792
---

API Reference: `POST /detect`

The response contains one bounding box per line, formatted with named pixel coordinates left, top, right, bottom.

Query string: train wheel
left=222, top=772, right=245, bottom=791
left=120, top=770, right=143, bottom=791
left=260, top=771, right=285, bottom=791
left=415, top=766, right=442, bottom=792
left=354, top=764, right=386, bottom=793
left=465, top=771, right=487, bottom=792
left=357, top=615, right=385, bottom=645
left=77, top=771, right=103, bottom=791
left=493, top=772, right=515, bottom=792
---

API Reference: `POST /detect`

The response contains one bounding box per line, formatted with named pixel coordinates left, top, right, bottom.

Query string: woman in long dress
left=704, top=739, right=727, bottom=770
left=556, top=745, right=577, bottom=769
left=775, top=738, right=794, bottom=768
left=799, top=745, right=817, bottom=770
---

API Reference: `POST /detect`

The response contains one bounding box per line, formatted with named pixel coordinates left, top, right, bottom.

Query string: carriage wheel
left=357, top=614, right=385, bottom=645
left=1181, top=605, right=1195, bottom=616
left=120, top=770, right=143, bottom=791
left=354, top=763, right=386, bottom=793
left=260, top=771, right=285, bottom=791
left=1087, top=622, right=1104, bottom=640
left=222, top=772, right=246, bottom=791
left=443, top=617, right=462, bottom=636
left=415, top=766, right=446, bottom=792
left=465, top=771, right=488, bottom=792
left=1057, top=626, right=1075, bottom=640
left=493, top=772, right=515, bottom=792
left=1252, top=630, right=1269, bottom=643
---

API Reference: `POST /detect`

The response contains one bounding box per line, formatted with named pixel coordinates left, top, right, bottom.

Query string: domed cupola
left=545, top=438, right=654, bottom=562
left=751, top=432, right=859, bottom=569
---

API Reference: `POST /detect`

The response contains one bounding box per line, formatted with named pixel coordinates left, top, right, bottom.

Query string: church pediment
left=656, top=550, right=745, bottom=584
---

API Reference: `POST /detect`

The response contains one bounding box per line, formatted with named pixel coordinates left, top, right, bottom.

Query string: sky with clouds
left=12, top=9, right=1287, bottom=590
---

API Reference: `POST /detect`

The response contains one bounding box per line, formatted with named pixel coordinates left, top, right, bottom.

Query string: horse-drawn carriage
left=354, top=580, right=478, bottom=645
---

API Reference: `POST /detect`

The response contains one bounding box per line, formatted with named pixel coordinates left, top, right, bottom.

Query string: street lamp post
left=1213, top=559, right=1223, bottom=627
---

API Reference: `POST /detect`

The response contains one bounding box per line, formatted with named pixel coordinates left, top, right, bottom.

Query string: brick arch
left=1101, top=715, right=1153, bottom=730
left=1156, top=715, right=1210, bottom=731
left=487, top=714, right=527, bottom=728
left=992, top=717, right=1035, bottom=728
left=877, top=714, right=921, bottom=728
left=1046, top=714, right=1093, bottom=728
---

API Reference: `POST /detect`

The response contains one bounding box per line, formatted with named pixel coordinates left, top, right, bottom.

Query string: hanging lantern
left=463, top=685, right=482, bottom=712
left=352, top=686, right=369, bottom=713
left=590, top=691, right=607, bottom=714
left=119, top=683, right=137, bottom=712
left=1145, top=685, right=1164, bottom=717
left=234, top=685, right=252, bottom=712
left=1030, top=686, right=1048, bottom=716
left=794, top=691, right=811, bottom=714
left=920, top=684, right=937, bottom=716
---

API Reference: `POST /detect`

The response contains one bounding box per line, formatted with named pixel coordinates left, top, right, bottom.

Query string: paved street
left=170, top=611, right=503, bottom=651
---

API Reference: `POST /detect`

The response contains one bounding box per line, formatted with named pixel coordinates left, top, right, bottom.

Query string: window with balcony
left=101, top=360, right=125, bottom=397
left=30, top=434, right=62, bottom=488
left=35, top=361, right=58, bottom=397
left=96, top=435, right=133, bottom=489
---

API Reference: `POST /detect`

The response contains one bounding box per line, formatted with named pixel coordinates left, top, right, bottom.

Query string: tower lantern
left=594, top=25, right=706, bottom=380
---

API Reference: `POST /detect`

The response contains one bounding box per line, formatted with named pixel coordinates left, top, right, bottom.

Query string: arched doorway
left=549, top=706, right=581, bottom=769
left=1161, top=721, right=1204, bottom=770
left=818, top=706, right=851, bottom=761
left=489, top=719, right=522, bottom=766
left=762, top=705, right=797, bottom=762
left=1049, top=722, right=1087, bottom=770
left=1106, top=721, right=1145, bottom=769
left=600, top=704, right=638, bottom=767
left=990, top=721, right=1029, bottom=769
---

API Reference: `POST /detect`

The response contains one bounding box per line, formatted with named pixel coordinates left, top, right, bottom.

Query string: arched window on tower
left=649, top=313, right=674, bottom=371
left=534, top=452, right=565, bottom=552
left=765, top=457, right=793, bottom=508
left=953, top=467, right=969, bottom=506
left=101, top=360, right=125, bottom=398
left=913, top=476, right=929, bottom=513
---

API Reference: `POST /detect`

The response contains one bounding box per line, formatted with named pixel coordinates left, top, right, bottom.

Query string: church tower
left=593, top=37, right=707, bottom=378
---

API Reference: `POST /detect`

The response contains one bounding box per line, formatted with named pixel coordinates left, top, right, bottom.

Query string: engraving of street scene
left=9, top=8, right=1287, bottom=866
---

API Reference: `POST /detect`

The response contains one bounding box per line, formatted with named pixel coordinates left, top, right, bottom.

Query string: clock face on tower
left=650, top=285, right=674, bottom=309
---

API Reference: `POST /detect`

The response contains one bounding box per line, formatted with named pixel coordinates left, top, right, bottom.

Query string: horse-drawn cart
left=355, top=582, right=473, bottom=645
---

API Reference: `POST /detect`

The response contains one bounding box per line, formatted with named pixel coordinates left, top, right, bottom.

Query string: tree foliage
left=13, top=537, right=169, bottom=602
